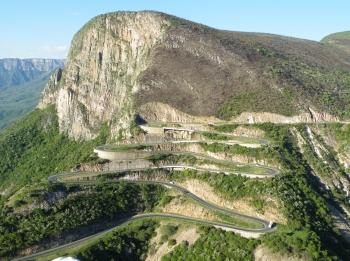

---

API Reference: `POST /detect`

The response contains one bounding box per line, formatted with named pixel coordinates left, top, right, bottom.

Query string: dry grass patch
left=161, top=196, right=219, bottom=222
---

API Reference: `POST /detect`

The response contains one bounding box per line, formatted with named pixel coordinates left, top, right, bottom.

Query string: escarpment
left=39, top=11, right=350, bottom=140
left=39, top=11, right=171, bottom=139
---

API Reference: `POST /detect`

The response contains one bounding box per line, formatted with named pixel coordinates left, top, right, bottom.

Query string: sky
left=1, top=0, right=349, bottom=59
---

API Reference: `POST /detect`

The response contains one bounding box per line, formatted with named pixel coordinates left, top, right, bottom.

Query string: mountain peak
left=39, top=12, right=350, bottom=140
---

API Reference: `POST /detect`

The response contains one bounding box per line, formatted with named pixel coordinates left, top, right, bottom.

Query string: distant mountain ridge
left=0, top=58, right=64, bottom=129
left=0, top=58, right=64, bottom=88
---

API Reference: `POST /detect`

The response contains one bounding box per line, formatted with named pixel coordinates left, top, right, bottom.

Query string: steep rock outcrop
left=39, top=11, right=350, bottom=140
left=39, top=12, right=170, bottom=139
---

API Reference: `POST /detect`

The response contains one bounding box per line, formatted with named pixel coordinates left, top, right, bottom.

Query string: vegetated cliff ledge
left=39, top=11, right=350, bottom=140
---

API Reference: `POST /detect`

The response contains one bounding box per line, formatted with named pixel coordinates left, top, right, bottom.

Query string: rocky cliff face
left=40, top=12, right=170, bottom=139
left=39, top=11, right=350, bottom=140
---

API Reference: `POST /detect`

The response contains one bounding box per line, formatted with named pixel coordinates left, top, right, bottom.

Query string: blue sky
left=1, top=0, right=349, bottom=58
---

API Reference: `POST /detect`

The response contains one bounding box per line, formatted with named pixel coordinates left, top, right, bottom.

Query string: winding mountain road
left=94, top=147, right=279, bottom=178
left=53, top=173, right=272, bottom=229
left=14, top=126, right=277, bottom=260
left=15, top=169, right=276, bottom=261
left=140, top=124, right=268, bottom=146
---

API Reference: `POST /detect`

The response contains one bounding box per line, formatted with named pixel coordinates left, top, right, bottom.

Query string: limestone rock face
left=39, top=12, right=170, bottom=139
left=39, top=11, right=350, bottom=140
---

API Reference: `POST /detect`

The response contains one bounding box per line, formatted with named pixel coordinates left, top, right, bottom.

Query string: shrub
left=168, top=239, right=177, bottom=246
left=161, top=224, right=178, bottom=237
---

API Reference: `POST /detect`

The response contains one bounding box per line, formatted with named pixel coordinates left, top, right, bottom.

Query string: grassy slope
left=0, top=106, right=349, bottom=259
left=0, top=105, right=108, bottom=197
left=322, top=31, right=350, bottom=42
left=0, top=72, right=51, bottom=129
left=321, top=31, right=350, bottom=56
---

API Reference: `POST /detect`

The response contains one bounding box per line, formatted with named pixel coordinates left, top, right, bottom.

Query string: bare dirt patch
left=161, top=196, right=219, bottom=222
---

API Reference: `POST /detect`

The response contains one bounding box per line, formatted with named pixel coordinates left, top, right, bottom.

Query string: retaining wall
left=94, top=149, right=152, bottom=160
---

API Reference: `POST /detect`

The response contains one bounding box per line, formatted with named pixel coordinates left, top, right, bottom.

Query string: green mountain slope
left=0, top=72, right=50, bottom=129
left=0, top=59, right=64, bottom=129
left=321, top=31, right=350, bottom=54
left=0, top=106, right=108, bottom=194
left=1, top=11, right=350, bottom=261
left=1, top=106, right=349, bottom=260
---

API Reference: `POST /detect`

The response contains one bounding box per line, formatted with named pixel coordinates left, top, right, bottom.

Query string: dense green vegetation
left=102, top=144, right=151, bottom=152
left=319, top=123, right=350, bottom=174
left=257, top=123, right=349, bottom=259
left=0, top=106, right=108, bottom=194
left=0, top=183, right=164, bottom=259
left=270, top=60, right=350, bottom=118
left=263, top=226, right=328, bottom=260
left=161, top=224, right=178, bottom=237
left=327, top=123, right=350, bottom=143
left=163, top=226, right=258, bottom=261
left=146, top=153, right=173, bottom=164
left=146, top=152, right=271, bottom=175
left=213, top=30, right=350, bottom=120
left=0, top=59, right=63, bottom=129
left=159, top=224, right=178, bottom=244
left=296, top=125, right=349, bottom=206
left=76, top=220, right=158, bottom=261
left=210, top=123, right=239, bottom=132
left=0, top=103, right=349, bottom=260
left=318, top=123, right=350, bottom=155
left=200, top=131, right=230, bottom=140
left=200, top=142, right=280, bottom=164
left=171, top=170, right=272, bottom=201
left=0, top=74, right=50, bottom=129
left=218, top=88, right=297, bottom=119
